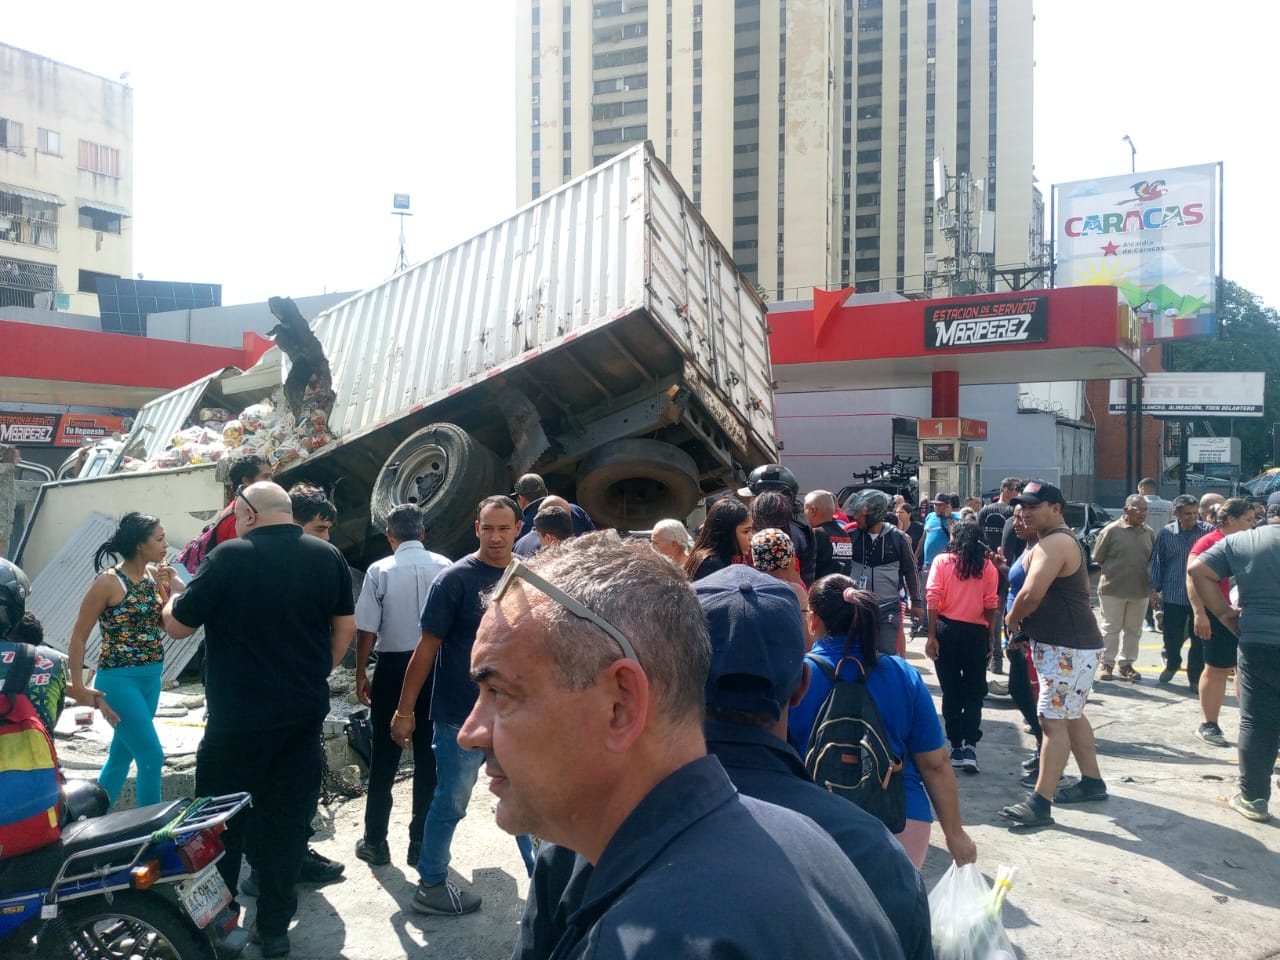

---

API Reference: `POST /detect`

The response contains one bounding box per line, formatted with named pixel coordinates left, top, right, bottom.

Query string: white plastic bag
left=928, top=863, right=1016, bottom=960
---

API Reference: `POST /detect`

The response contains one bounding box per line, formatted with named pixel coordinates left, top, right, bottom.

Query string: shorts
left=1202, top=613, right=1239, bottom=669
left=1032, top=642, right=1100, bottom=720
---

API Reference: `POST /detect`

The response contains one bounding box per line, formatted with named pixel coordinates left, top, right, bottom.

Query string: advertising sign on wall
left=1107, top=372, right=1264, bottom=417
left=923, top=295, right=1049, bottom=350
left=1187, top=437, right=1241, bottom=464
left=1054, top=163, right=1221, bottom=341
left=0, top=413, right=59, bottom=445
left=54, top=414, right=128, bottom=447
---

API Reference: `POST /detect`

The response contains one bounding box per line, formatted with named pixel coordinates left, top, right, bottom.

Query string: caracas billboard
left=1053, top=163, right=1221, bottom=341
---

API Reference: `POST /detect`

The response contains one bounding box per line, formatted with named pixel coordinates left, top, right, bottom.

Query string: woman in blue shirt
left=792, top=574, right=977, bottom=869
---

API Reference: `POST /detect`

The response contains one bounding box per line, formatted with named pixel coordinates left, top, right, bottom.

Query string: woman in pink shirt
left=926, top=520, right=999, bottom=774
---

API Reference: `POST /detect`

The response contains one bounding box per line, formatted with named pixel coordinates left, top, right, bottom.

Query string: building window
left=0, top=189, right=59, bottom=249
left=78, top=206, right=122, bottom=235
left=0, top=255, right=58, bottom=308
left=78, top=140, right=121, bottom=177
left=78, top=268, right=118, bottom=294
left=0, top=118, right=24, bottom=153
left=37, top=128, right=61, bottom=156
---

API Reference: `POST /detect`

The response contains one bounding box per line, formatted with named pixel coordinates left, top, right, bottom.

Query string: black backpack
left=802, top=654, right=907, bottom=833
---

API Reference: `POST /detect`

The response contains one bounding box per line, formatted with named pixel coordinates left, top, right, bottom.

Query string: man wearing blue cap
left=695, top=564, right=931, bottom=960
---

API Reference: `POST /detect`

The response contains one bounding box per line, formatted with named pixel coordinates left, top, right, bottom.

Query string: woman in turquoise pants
left=69, top=512, right=182, bottom=807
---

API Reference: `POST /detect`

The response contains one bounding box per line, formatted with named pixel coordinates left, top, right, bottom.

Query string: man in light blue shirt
left=353, top=504, right=451, bottom=867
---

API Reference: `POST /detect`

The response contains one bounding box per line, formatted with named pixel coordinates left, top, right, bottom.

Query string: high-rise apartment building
left=516, top=0, right=1037, bottom=299
left=0, top=43, right=133, bottom=316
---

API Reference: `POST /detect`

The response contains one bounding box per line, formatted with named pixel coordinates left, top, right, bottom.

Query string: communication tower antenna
left=392, top=193, right=412, bottom=274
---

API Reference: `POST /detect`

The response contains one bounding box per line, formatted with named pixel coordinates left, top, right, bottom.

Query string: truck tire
left=371, top=423, right=501, bottom=553
left=576, top=439, right=701, bottom=531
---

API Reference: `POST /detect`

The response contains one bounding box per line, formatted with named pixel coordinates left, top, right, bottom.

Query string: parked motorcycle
left=0, top=787, right=252, bottom=959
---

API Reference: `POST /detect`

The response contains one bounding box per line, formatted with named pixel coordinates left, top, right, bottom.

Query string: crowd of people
left=2, top=453, right=1278, bottom=957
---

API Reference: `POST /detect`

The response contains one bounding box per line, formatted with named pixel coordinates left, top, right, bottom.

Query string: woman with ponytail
left=69, top=512, right=182, bottom=807
left=791, top=574, right=976, bottom=868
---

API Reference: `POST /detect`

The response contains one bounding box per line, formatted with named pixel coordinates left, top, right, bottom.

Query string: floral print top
left=97, top=569, right=166, bottom=670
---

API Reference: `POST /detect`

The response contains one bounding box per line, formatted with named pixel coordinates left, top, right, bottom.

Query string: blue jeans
left=416, top=721, right=485, bottom=884
left=96, top=663, right=164, bottom=808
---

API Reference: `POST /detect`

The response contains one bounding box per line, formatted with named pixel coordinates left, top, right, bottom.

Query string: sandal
left=1117, top=664, right=1142, bottom=682
left=999, top=800, right=1054, bottom=827
left=1098, top=663, right=1114, bottom=681
left=1053, top=781, right=1108, bottom=803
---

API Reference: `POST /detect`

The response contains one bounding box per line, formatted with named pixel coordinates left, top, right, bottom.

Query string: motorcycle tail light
left=130, top=860, right=161, bottom=890
left=178, top=828, right=225, bottom=874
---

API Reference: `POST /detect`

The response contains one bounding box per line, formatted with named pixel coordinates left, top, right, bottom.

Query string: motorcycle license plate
left=177, top=864, right=231, bottom=929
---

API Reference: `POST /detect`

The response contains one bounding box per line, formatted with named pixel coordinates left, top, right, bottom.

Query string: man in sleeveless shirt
left=999, top=480, right=1107, bottom=827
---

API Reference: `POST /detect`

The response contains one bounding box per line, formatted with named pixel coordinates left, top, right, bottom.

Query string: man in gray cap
left=695, top=564, right=931, bottom=960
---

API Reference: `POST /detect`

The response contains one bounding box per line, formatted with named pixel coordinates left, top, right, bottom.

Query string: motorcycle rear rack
left=44, top=792, right=252, bottom=905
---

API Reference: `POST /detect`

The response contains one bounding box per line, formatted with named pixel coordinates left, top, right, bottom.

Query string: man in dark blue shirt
left=391, top=495, right=522, bottom=916
left=695, top=564, right=932, bottom=960
left=470, top=534, right=903, bottom=960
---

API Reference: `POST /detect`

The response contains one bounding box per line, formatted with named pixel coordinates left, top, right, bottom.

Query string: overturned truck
left=21, top=142, right=778, bottom=570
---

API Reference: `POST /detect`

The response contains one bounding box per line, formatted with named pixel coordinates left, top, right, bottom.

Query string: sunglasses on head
left=492, top=558, right=641, bottom=666
left=235, top=485, right=258, bottom=516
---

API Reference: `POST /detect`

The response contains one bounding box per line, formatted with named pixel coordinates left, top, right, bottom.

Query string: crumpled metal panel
left=27, top=513, right=203, bottom=685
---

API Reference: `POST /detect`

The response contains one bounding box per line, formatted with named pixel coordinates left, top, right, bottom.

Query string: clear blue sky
left=4, top=1, right=1275, bottom=311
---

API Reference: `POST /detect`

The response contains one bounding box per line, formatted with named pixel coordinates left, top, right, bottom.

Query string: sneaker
left=961, top=744, right=979, bottom=774
left=950, top=747, right=965, bottom=768
left=1228, top=793, right=1271, bottom=823
left=298, top=847, right=345, bottom=885
left=1020, top=750, right=1041, bottom=771
left=411, top=879, right=482, bottom=916
left=407, top=839, right=422, bottom=868
left=1196, top=722, right=1230, bottom=748
left=1020, top=770, right=1067, bottom=789
left=1158, top=666, right=1177, bottom=684
left=250, top=923, right=290, bottom=959
left=1117, top=663, right=1142, bottom=682
left=1155, top=610, right=1164, bottom=631
left=1098, top=662, right=1115, bottom=681
left=355, top=838, right=391, bottom=866
left=990, top=660, right=1005, bottom=676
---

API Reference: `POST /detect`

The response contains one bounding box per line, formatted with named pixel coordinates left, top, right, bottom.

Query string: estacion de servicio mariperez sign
left=924, top=295, right=1049, bottom=349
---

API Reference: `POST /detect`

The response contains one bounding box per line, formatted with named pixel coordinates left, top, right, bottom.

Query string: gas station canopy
left=768, top=286, right=1142, bottom=392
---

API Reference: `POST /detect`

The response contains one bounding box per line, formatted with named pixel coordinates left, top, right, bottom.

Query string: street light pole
left=1122, top=134, right=1137, bottom=174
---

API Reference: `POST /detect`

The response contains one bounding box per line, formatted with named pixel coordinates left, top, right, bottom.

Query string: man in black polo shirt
left=695, top=564, right=930, bottom=960
left=163, top=482, right=355, bottom=958
left=473, top=534, right=904, bottom=960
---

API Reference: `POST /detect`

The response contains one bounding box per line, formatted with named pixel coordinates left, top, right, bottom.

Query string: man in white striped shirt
left=353, top=505, right=452, bottom=867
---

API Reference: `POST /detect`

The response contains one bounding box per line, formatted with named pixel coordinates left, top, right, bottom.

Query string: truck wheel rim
left=391, top=443, right=448, bottom=508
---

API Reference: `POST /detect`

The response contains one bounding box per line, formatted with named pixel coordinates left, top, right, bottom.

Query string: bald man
left=163, top=481, right=355, bottom=956
left=1199, top=493, right=1225, bottom=524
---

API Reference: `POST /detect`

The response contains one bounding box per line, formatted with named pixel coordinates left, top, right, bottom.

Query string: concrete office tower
left=0, top=43, right=133, bottom=317
left=516, top=0, right=1038, bottom=299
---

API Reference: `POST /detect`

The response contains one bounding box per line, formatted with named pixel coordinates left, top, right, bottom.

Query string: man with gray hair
left=1091, top=495, right=1155, bottom=682
left=650, top=518, right=692, bottom=565
left=353, top=504, right=451, bottom=867
left=472, top=534, right=904, bottom=960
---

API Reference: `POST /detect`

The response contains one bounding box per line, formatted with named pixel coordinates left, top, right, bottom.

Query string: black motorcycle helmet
left=844, top=488, right=894, bottom=529
left=747, top=463, right=799, bottom=497
left=0, top=558, right=31, bottom=641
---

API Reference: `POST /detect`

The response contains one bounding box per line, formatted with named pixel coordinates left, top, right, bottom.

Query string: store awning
left=77, top=197, right=132, bottom=218
left=0, top=181, right=65, bottom=206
